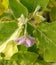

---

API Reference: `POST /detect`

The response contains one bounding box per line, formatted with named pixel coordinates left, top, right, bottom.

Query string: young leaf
left=3, top=41, right=18, bottom=60
left=0, top=3, right=4, bottom=16
left=2, top=0, right=8, bottom=10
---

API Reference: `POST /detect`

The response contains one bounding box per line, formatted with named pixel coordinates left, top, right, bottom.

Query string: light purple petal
left=18, top=38, right=25, bottom=45
left=24, top=36, right=35, bottom=47
left=15, top=36, right=25, bottom=45
left=28, top=36, right=35, bottom=44
left=24, top=38, right=31, bottom=47
left=14, top=36, right=35, bottom=47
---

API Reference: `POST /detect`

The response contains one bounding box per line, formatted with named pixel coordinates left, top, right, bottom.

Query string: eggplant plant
left=0, top=0, right=56, bottom=65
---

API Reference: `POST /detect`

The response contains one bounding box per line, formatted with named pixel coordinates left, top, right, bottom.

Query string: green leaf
left=17, top=45, right=28, bottom=52
left=20, top=0, right=49, bottom=12
left=50, top=7, right=56, bottom=21
left=34, top=60, right=51, bottom=65
left=33, top=21, right=56, bottom=62
left=11, top=52, right=38, bottom=65
left=20, top=0, right=38, bottom=13
left=0, top=21, right=18, bottom=45
left=49, top=0, right=56, bottom=7
left=9, top=0, right=28, bottom=18
left=27, top=22, right=35, bottom=36
left=36, top=0, right=49, bottom=10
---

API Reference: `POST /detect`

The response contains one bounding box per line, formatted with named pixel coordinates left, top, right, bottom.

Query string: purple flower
left=14, top=36, right=35, bottom=47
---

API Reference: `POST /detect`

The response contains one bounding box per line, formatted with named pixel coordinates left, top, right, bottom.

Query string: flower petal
left=15, top=36, right=25, bottom=45
left=24, top=37, right=35, bottom=47
left=28, top=36, right=35, bottom=44
left=14, top=36, right=35, bottom=47
left=24, top=38, right=31, bottom=47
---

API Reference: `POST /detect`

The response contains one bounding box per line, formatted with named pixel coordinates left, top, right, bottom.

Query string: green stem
left=24, top=21, right=28, bottom=36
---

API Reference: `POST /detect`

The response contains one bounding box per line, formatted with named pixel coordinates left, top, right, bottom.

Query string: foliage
left=0, top=0, right=56, bottom=65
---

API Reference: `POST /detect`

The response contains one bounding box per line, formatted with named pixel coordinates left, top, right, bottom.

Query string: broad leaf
left=20, top=0, right=49, bottom=12
left=17, top=45, right=28, bottom=52
left=50, top=7, right=56, bottom=21
left=36, top=0, right=49, bottom=10
left=35, top=60, right=51, bottom=65
left=9, top=0, right=28, bottom=18
left=0, top=21, right=18, bottom=45
left=33, top=21, right=56, bottom=62
left=11, top=52, right=38, bottom=65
